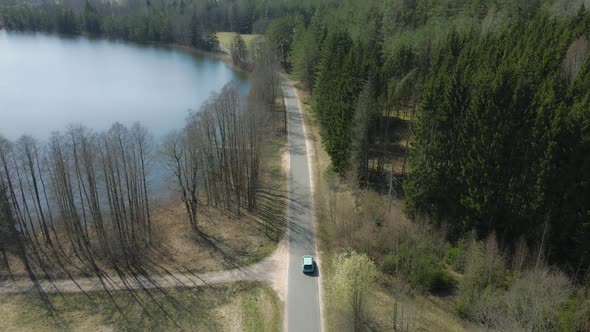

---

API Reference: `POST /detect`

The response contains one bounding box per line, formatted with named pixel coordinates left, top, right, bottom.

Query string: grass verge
left=0, top=282, right=281, bottom=332
left=241, top=286, right=282, bottom=332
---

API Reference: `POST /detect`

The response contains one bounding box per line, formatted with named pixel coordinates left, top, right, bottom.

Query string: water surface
left=0, top=30, right=248, bottom=140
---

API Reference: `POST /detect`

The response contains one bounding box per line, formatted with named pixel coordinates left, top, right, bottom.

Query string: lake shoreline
left=0, top=30, right=249, bottom=140
left=168, top=43, right=247, bottom=74
left=0, top=27, right=245, bottom=74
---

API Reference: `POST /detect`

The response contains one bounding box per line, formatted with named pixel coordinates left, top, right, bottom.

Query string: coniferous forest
left=272, top=0, right=589, bottom=277
left=1, top=0, right=590, bottom=329
left=1, top=0, right=589, bottom=292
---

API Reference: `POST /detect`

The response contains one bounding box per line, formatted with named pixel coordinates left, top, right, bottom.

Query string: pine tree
left=348, top=78, right=377, bottom=185
left=57, top=9, right=78, bottom=35
left=313, top=32, right=362, bottom=174
left=203, top=30, right=219, bottom=51
left=84, top=0, right=102, bottom=34
left=404, top=32, right=469, bottom=229
left=266, top=15, right=302, bottom=69
left=179, top=0, right=185, bottom=15
left=230, top=33, right=248, bottom=69
left=290, top=24, right=320, bottom=92
left=190, top=11, right=203, bottom=48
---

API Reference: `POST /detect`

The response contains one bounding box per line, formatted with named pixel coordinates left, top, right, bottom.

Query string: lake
left=0, top=30, right=249, bottom=140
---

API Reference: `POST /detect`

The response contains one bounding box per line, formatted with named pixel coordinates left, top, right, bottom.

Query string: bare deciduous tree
left=163, top=130, right=201, bottom=233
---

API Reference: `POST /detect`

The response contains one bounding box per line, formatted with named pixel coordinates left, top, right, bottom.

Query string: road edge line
left=288, top=76, right=326, bottom=332
left=281, top=78, right=291, bottom=332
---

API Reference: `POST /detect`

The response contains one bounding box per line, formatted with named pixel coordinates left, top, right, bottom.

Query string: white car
left=302, top=255, right=315, bottom=274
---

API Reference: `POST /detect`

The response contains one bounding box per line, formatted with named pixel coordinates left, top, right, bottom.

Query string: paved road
left=0, top=73, right=323, bottom=332
left=282, top=77, right=321, bottom=332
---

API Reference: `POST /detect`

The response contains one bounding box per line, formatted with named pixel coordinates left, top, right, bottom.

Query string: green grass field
left=216, top=32, right=261, bottom=51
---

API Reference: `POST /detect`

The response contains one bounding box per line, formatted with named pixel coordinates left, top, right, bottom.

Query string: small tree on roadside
left=331, top=251, right=377, bottom=331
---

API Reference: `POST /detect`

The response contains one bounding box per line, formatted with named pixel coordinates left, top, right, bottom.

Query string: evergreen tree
left=266, top=15, right=302, bottom=69
left=348, top=78, right=377, bottom=185
left=404, top=32, right=469, bottom=229
left=313, top=32, right=362, bottom=174
left=84, top=0, right=102, bottom=34
left=190, top=11, right=203, bottom=48
left=57, top=8, right=78, bottom=35
left=179, top=0, right=185, bottom=15
left=230, top=33, right=248, bottom=69
left=203, top=30, right=219, bottom=51
left=290, top=23, right=320, bottom=92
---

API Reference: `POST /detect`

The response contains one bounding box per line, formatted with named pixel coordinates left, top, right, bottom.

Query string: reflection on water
left=0, top=30, right=249, bottom=140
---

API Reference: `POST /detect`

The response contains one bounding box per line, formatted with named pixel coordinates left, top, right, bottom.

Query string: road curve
left=282, top=76, right=321, bottom=332
left=0, top=74, right=323, bottom=332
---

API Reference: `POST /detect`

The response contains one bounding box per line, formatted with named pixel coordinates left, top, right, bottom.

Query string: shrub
left=444, top=239, right=466, bottom=272
left=381, top=253, right=397, bottom=275
left=457, top=234, right=573, bottom=331
left=504, top=269, right=572, bottom=331
left=557, top=287, right=590, bottom=332
left=457, top=235, right=506, bottom=318
left=464, top=286, right=506, bottom=328
left=361, top=191, right=384, bottom=226
left=389, top=235, right=451, bottom=292
left=465, top=268, right=573, bottom=330
left=430, top=269, right=455, bottom=292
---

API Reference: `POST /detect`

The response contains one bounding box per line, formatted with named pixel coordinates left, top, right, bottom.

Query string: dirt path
left=0, top=149, right=290, bottom=299
left=0, top=73, right=310, bottom=324
left=0, top=240, right=287, bottom=298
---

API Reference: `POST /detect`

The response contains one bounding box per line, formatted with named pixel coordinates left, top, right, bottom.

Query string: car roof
left=303, top=256, right=313, bottom=264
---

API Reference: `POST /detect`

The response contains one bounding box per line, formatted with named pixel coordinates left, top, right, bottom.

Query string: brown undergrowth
left=294, top=80, right=467, bottom=331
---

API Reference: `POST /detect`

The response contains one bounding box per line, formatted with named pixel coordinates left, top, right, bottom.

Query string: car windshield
left=304, top=264, right=313, bottom=269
